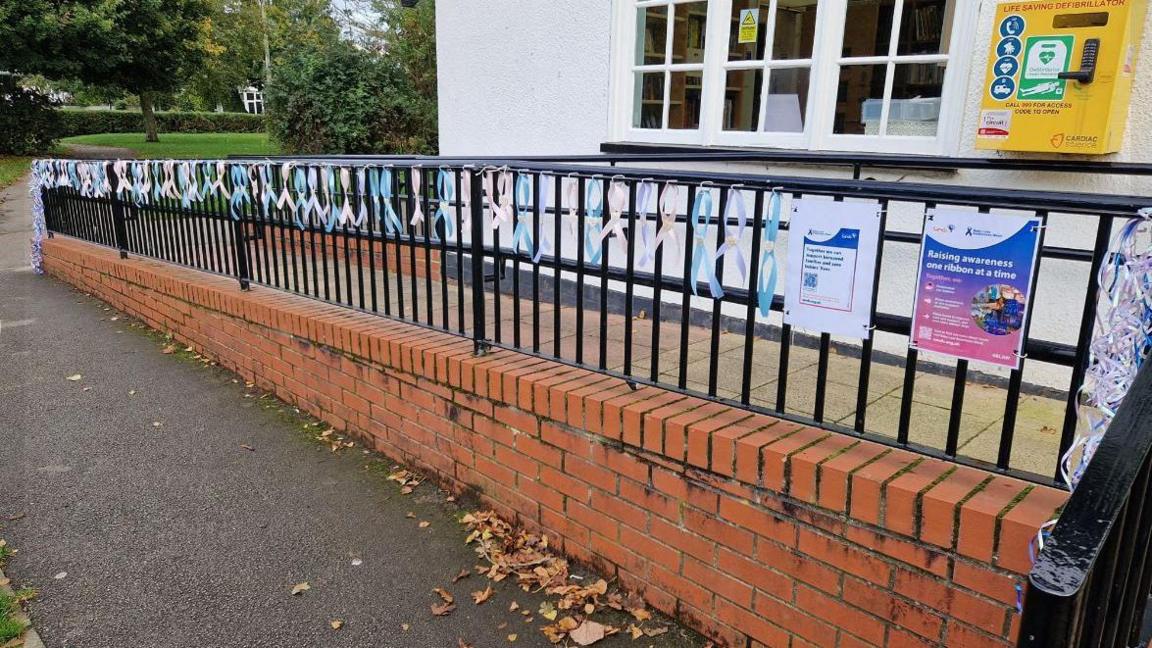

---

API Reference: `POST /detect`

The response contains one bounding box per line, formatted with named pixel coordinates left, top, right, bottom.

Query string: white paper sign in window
left=784, top=199, right=883, bottom=339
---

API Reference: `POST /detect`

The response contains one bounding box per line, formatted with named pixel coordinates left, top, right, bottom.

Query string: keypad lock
left=1059, top=38, right=1100, bottom=84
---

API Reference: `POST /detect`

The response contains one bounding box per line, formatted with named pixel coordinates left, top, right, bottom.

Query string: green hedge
left=58, top=110, right=265, bottom=137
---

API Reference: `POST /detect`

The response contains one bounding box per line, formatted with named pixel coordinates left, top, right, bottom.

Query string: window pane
left=774, top=0, right=818, bottom=59
left=887, top=63, right=944, bottom=136
left=672, top=1, right=708, bottom=64
left=834, top=64, right=886, bottom=134
left=764, top=67, right=809, bottom=132
left=896, top=0, right=949, bottom=55
left=636, top=6, right=668, bottom=65
left=633, top=72, right=665, bottom=129
left=843, top=0, right=895, bottom=58
left=668, top=71, right=703, bottom=129
left=724, top=69, right=762, bottom=131
left=728, top=1, right=770, bottom=62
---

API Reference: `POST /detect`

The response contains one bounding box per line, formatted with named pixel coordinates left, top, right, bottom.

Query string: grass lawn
left=61, top=132, right=279, bottom=159
left=0, top=156, right=33, bottom=191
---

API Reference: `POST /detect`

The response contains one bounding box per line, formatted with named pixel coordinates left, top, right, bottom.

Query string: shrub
left=0, top=76, right=61, bottom=154
left=264, top=41, right=436, bottom=155
left=57, top=110, right=264, bottom=137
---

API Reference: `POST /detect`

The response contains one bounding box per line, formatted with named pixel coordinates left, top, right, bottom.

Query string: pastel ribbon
left=690, top=188, right=723, bottom=299
left=277, top=163, right=296, bottom=211
left=354, top=167, right=369, bottom=229
left=432, top=169, right=456, bottom=240
left=484, top=169, right=513, bottom=231
left=378, top=167, right=405, bottom=235
left=113, top=161, right=131, bottom=197
left=258, top=164, right=274, bottom=215
left=757, top=189, right=783, bottom=317
left=602, top=180, right=629, bottom=247
left=460, top=170, right=473, bottom=230
left=131, top=163, right=147, bottom=205
left=229, top=164, right=251, bottom=220
left=532, top=176, right=552, bottom=264
left=635, top=181, right=656, bottom=264
left=715, top=187, right=750, bottom=286
left=409, top=167, right=424, bottom=227
left=291, top=167, right=309, bottom=229
left=338, top=167, right=355, bottom=226
left=512, top=173, right=536, bottom=258
left=562, top=177, right=580, bottom=239
left=584, top=178, right=605, bottom=264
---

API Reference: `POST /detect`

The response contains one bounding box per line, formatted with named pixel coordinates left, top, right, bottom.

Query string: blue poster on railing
left=911, top=208, right=1042, bottom=369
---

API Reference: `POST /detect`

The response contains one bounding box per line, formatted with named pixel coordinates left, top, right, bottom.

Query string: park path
left=0, top=176, right=704, bottom=647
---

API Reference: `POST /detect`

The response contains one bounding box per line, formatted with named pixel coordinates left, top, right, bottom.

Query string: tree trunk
left=140, top=91, right=159, bottom=143
left=259, top=0, right=272, bottom=85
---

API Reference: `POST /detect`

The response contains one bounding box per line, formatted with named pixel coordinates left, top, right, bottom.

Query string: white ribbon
left=603, top=180, right=629, bottom=246
left=562, top=177, right=580, bottom=238
left=338, top=167, right=355, bottom=226
left=409, top=167, right=424, bottom=227
left=277, top=163, right=296, bottom=211
left=113, top=160, right=132, bottom=196
left=641, top=183, right=680, bottom=265
left=484, top=168, right=514, bottom=231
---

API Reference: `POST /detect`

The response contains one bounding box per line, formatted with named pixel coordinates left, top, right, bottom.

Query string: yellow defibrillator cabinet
left=975, top=0, right=1148, bottom=154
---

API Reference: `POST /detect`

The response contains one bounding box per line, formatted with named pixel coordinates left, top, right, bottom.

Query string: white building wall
left=435, top=1, right=614, bottom=156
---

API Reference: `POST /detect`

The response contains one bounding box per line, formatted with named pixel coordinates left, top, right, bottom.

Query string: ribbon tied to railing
left=690, top=187, right=724, bottom=299
left=758, top=189, right=784, bottom=317
left=562, top=177, right=580, bottom=239
left=338, top=167, right=355, bottom=227
left=602, top=179, right=629, bottom=249
left=715, top=186, right=749, bottom=286
left=584, top=178, right=605, bottom=264
left=512, top=173, right=536, bottom=259
left=484, top=168, right=514, bottom=231
left=113, top=160, right=131, bottom=198
left=433, top=168, right=456, bottom=240
left=378, top=167, right=405, bottom=235
left=634, top=181, right=656, bottom=265
left=277, top=163, right=296, bottom=212
left=354, top=167, right=369, bottom=229
left=460, top=169, right=473, bottom=230
left=258, top=163, right=274, bottom=215
left=229, top=164, right=251, bottom=220
left=409, top=167, right=424, bottom=227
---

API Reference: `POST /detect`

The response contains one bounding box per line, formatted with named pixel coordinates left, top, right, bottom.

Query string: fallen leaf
left=453, top=569, right=470, bottom=582
left=401, top=486, right=414, bottom=494
left=446, top=495, right=456, bottom=502
left=431, top=602, right=456, bottom=616
left=66, top=374, right=82, bottom=381
left=351, top=558, right=362, bottom=566
left=161, top=344, right=177, bottom=354
left=643, top=626, right=668, bottom=637
left=240, top=444, right=255, bottom=452
left=152, top=421, right=162, bottom=428
left=629, top=624, right=643, bottom=640
left=401, top=624, right=410, bottom=631
left=434, top=587, right=454, bottom=604
left=406, top=512, right=416, bottom=519
left=6, top=513, right=24, bottom=521
left=82, top=387, right=91, bottom=392
left=557, top=617, right=579, bottom=632
left=539, top=601, right=557, bottom=621
left=329, top=619, right=343, bottom=630
left=569, top=620, right=607, bottom=646
left=291, top=582, right=310, bottom=595
left=128, top=390, right=136, bottom=395
left=458, top=640, right=474, bottom=648
left=584, top=603, right=595, bottom=615
left=629, top=608, right=651, bottom=622
left=419, top=521, right=431, bottom=529
left=471, top=585, right=493, bottom=604
left=508, top=601, right=519, bottom=611
left=507, top=635, right=517, bottom=643
left=0, top=579, right=8, bottom=587
left=53, top=572, right=66, bottom=580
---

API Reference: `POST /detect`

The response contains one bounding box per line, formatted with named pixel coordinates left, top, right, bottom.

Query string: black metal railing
left=39, top=157, right=1151, bottom=485
left=1018, top=359, right=1152, bottom=648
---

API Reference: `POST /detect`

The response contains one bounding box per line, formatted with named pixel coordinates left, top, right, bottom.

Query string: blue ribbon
left=152, top=162, right=165, bottom=201
left=690, top=189, right=724, bottom=299
left=378, top=168, right=404, bottom=235
left=433, top=169, right=456, bottom=240
left=293, top=167, right=309, bottom=229
left=584, top=178, right=604, bottom=264
left=229, top=165, right=251, bottom=221
left=512, top=173, right=536, bottom=258
left=131, top=163, right=146, bottom=205
left=758, top=189, right=783, bottom=317
left=322, top=166, right=337, bottom=232
left=177, top=164, right=192, bottom=208
left=259, top=164, right=274, bottom=214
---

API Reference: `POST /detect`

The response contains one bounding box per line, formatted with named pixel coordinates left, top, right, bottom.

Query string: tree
left=0, top=0, right=213, bottom=141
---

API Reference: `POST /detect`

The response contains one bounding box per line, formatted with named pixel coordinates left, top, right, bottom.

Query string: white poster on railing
left=784, top=200, right=883, bottom=339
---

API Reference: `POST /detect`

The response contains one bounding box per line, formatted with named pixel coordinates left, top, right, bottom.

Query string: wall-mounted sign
left=784, top=200, right=882, bottom=339
left=975, top=0, right=1148, bottom=155
left=738, top=9, right=758, bottom=44
left=910, top=209, right=1042, bottom=369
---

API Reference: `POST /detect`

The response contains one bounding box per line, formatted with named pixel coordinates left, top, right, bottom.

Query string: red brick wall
left=43, top=237, right=1066, bottom=648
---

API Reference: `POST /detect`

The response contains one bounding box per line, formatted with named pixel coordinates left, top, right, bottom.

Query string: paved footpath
left=0, top=173, right=704, bottom=647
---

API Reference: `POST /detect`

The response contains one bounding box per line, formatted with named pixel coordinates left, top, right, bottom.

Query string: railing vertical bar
left=438, top=172, right=450, bottom=332
left=623, top=179, right=637, bottom=376
left=1057, top=214, right=1114, bottom=482
left=575, top=175, right=586, bottom=365
left=1081, top=502, right=1128, bottom=647
left=511, top=172, right=522, bottom=349
left=707, top=185, right=728, bottom=397
left=354, top=172, right=367, bottom=309
left=649, top=181, right=668, bottom=384
left=1108, top=456, right=1152, bottom=647
left=391, top=167, right=406, bottom=319
left=854, top=198, right=889, bottom=432
left=552, top=174, right=563, bottom=358
left=532, top=172, right=542, bottom=353
left=598, top=177, right=610, bottom=372
left=898, top=200, right=936, bottom=445
left=421, top=169, right=434, bottom=325
left=740, top=188, right=766, bottom=405
left=997, top=210, right=1049, bottom=470
left=492, top=171, right=504, bottom=345
left=367, top=167, right=380, bottom=312
left=814, top=333, right=831, bottom=423
left=469, top=166, right=487, bottom=352
left=678, top=184, right=698, bottom=390
left=455, top=168, right=467, bottom=333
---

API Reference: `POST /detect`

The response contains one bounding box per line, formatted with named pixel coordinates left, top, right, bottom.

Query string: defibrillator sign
left=975, top=0, right=1147, bottom=155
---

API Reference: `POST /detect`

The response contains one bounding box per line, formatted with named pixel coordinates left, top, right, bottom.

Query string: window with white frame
left=616, top=0, right=971, bottom=154
left=242, top=88, right=264, bottom=114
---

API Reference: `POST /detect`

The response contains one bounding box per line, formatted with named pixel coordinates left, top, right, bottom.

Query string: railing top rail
left=1029, top=360, right=1152, bottom=597
left=217, top=155, right=1152, bottom=216
left=230, top=147, right=1152, bottom=177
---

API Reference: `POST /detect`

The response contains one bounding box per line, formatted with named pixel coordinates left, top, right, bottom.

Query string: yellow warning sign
left=738, top=9, right=758, bottom=44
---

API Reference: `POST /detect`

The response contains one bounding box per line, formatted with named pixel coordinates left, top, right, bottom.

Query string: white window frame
left=608, top=0, right=977, bottom=155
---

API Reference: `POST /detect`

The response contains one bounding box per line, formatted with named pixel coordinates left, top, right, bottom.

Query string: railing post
left=111, top=197, right=130, bottom=259
left=468, top=168, right=488, bottom=355
left=231, top=215, right=251, bottom=290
